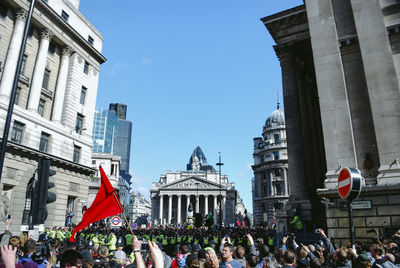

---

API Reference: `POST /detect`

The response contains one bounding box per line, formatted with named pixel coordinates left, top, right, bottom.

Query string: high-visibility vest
left=203, top=237, right=209, bottom=245
left=177, top=236, right=182, bottom=243
left=125, top=234, right=133, bottom=246
left=92, top=237, right=99, bottom=247
left=194, top=238, right=199, bottom=244
left=162, top=238, right=168, bottom=245
left=268, top=238, right=274, bottom=246
left=213, top=236, right=218, bottom=243
left=170, top=237, right=176, bottom=244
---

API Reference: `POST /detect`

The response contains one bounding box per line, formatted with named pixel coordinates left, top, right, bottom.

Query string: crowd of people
left=0, top=217, right=400, bottom=268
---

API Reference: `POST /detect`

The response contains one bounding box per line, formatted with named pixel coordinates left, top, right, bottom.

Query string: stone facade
left=150, top=147, right=238, bottom=226
left=252, top=102, right=289, bottom=231
left=261, top=5, right=327, bottom=230
left=0, top=0, right=105, bottom=232
left=89, top=153, right=120, bottom=206
left=130, top=191, right=151, bottom=223
left=263, top=1, right=400, bottom=242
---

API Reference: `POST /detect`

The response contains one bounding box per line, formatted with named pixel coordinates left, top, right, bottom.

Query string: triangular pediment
left=160, top=176, right=225, bottom=190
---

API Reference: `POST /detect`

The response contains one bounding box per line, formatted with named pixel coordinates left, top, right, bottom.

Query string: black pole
left=216, top=152, right=223, bottom=226
left=348, top=201, right=354, bottom=247
left=0, top=0, right=36, bottom=180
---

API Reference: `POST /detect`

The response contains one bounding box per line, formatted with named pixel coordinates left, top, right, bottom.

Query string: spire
left=276, top=89, right=281, bottom=109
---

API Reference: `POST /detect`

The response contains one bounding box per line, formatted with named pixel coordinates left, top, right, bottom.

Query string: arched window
left=22, top=178, right=34, bottom=225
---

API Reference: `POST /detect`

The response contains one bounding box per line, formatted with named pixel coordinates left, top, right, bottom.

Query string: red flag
left=69, top=166, right=123, bottom=242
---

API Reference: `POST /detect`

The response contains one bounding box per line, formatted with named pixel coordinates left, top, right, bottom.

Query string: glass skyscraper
left=109, top=103, right=133, bottom=183
left=92, top=108, right=119, bottom=153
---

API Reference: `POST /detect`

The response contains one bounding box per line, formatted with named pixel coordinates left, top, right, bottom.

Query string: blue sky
left=79, top=0, right=303, bottom=212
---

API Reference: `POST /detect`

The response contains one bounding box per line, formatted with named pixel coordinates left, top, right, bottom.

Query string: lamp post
left=216, top=152, right=224, bottom=226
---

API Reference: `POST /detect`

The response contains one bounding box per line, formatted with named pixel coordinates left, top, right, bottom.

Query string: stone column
left=52, top=46, right=73, bottom=122
left=196, top=195, right=199, bottom=214
left=177, top=194, right=182, bottom=225
left=214, top=195, right=217, bottom=213
left=277, top=46, right=308, bottom=197
left=27, top=29, right=54, bottom=112
left=284, top=168, right=289, bottom=196
left=349, top=0, right=400, bottom=182
left=168, top=195, right=172, bottom=224
left=159, top=194, right=163, bottom=224
left=0, top=9, right=28, bottom=100
left=204, top=195, right=208, bottom=215
left=222, top=196, right=226, bottom=225
left=186, top=195, right=190, bottom=214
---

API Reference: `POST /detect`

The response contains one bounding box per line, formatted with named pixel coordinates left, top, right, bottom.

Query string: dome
left=265, top=103, right=285, bottom=128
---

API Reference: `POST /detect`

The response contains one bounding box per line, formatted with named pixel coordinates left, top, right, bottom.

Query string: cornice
left=7, top=0, right=106, bottom=64
left=0, top=139, right=96, bottom=175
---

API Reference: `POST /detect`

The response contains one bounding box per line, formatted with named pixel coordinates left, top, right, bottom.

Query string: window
left=49, top=42, right=56, bottom=54
left=273, top=151, right=279, bottom=160
left=83, top=61, right=89, bottom=74
left=28, top=26, right=34, bottom=38
left=73, top=145, right=81, bottom=163
left=275, top=184, right=282, bottom=195
left=38, top=99, right=45, bottom=116
left=22, top=179, right=34, bottom=225
left=42, top=69, right=50, bottom=89
left=39, top=132, right=50, bottom=152
left=75, top=113, right=84, bottom=133
left=11, top=121, right=24, bottom=143
left=274, top=168, right=281, bottom=177
left=0, top=2, right=7, bottom=18
left=61, top=10, right=69, bottom=22
left=80, top=86, right=86, bottom=104
left=88, top=36, right=94, bottom=45
left=274, top=134, right=281, bottom=145
left=20, top=54, right=27, bottom=75
left=15, top=87, right=21, bottom=105
left=111, top=164, right=115, bottom=175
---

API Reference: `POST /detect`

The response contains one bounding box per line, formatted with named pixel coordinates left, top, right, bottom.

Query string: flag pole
left=112, top=191, right=134, bottom=236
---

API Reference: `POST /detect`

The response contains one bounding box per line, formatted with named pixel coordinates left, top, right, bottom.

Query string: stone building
left=0, top=0, right=105, bottom=232
left=263, top=0, right=400, bottom=243
left=89, top=153, right=120, bottom=207
left=252, top=102, right=289, bottom=231
left=150, top=147, right=238, bottom=226
left=130, top=191, right=151, bottom=223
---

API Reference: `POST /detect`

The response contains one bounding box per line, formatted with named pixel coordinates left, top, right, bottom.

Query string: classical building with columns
left=252, top=102, right=289, bottom=231
left=151, top=147, right=238, bottom=226
left=263, top=1, right=400, bottom=243
left=0, top=0, right=105, bottom=232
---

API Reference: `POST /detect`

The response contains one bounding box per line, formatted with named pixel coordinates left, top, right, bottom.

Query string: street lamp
left=216, top=152, right=224, bottom=226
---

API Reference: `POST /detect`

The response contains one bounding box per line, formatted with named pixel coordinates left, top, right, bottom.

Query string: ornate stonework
left=41, top=29, right=54, bottom=40
left=62, top=46, right=74, bottom=57
left=15, top=9, right=28, bottom=21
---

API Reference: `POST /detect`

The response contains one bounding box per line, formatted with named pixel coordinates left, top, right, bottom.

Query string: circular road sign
left=111, top=216, right=122, bottom=227
left=337, top=167, right=362, bottom=201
